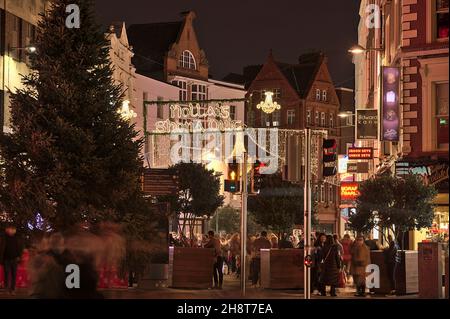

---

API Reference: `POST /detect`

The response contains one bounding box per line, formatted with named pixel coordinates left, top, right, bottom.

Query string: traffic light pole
left=304, top=129, right=312, bottom=300
left=240, top=152, right=248, bottom=297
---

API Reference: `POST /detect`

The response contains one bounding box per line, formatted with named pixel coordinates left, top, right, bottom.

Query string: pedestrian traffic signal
left=251, top=160, right=265, bottom=194
left=304, top=255, right=313, bottom=268
left=224, top=161, right=240, bottom=193
left=322, top=139, right=337, bottom=177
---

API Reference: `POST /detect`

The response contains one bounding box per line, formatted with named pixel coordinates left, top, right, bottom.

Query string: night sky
left=95, top=0, right=360, bottom=88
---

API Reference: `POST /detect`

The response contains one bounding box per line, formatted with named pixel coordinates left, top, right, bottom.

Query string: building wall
left=1, top=0, right=49, bottom=132
left=165, top=11, right=209, bottom=81
left=106, top=23, right=136, bottom=110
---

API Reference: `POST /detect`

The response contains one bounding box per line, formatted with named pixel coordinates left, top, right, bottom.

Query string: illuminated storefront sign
left=155, top=103, right=244, bottom=133
left=356, top=109, right=378, bottom=140
left=381, top=67, right=400, bottom=141
left=348, top=147, right=373, bottom=160
left=340, top=182, right=360, bottom=201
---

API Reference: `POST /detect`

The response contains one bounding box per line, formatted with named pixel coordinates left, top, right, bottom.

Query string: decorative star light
left=118, top=100, right=137, bottom=121
left=256, top=91, right=281, bottom=114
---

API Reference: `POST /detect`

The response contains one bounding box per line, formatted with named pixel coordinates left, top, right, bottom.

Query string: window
left=287, top=110, right=296, bottom=125
left=329, top=113, right=334, bottom=128
left=7, top=14, right=21, bottom=61
left=230, top=105, right=236, bottom=120
left=179, top=50, right=196, bottom=70
left=260, top=112, right=270, bottom=127
left=436, top=0, right=449, bottom=40
left=191, top=84, right=207, bottom=101
left=172, top=80, right=187, bottom=101
left=346, top=115, right=354, bottom=126
left=273, top=88, right=282, bottom=99
left=272, top=110, right=280, bottom=127
left=322, top=90, right=328, bottom=102
left=315, top=111, right=319, bottom=126
left=320, top=185, right=325, bottom=203
left=316, top=89, right=321, bottom=101
left=329, top=185, right=334, bottom=204
left=157, top=96, right=164, bottom=119
left=435, top=82, right=449, bottom=149
left=321, top=112, right=326, bottom=126
left=306, top=109, right=312, bottom=125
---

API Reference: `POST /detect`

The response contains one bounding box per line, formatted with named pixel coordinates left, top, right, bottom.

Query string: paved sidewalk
left=0, top=274, right=419, bottom=299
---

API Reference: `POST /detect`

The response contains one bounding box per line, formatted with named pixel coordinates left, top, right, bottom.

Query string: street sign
left=143, top=168, right=179, bottom=196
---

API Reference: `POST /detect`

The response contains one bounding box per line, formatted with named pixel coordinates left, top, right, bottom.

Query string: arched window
left=179, top=50, right=196, bottom=70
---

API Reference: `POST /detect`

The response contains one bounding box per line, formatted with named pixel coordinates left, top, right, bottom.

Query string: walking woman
left=319, top=235, right=341, bottom=297
left=351, top=235, right=371, bottom=297
left=341, top=234, right=354, bottom=278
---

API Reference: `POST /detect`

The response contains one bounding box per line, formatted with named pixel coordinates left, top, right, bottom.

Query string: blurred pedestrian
left=318, top=235, right=341, bottom=297
left=250, top=231, right=271, bottom=287
left=312, top=233, right=326, bottom=294
left=340, top=234, right=353, bottom=277
left=351, top=235, right=371, bottom=297
left=0, top=224, right=23, bottom=295
left=204, top=230, right=223, bottom=289
left=384, top=234, right=400, bottom=296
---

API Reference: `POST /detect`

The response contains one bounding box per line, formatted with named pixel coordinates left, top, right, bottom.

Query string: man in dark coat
left=0, top=224, right=23, bottom=295
left=319, top=235, right=341, bottom=297
left=384, top=234, right=401, bottom=295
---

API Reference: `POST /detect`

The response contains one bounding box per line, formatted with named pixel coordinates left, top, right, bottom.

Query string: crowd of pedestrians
left=182, top=229, right=404, bottom=297
left=310, top=232, right=401, bottom=297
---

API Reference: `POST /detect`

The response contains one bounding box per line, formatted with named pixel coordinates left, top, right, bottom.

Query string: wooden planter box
left=371, top=250, right=418, bottom=295
left=169, top=247, right=215, bottom=289
left=138, top=264, right=169, bottom=289
left=261, top=249, right=304, bottom=289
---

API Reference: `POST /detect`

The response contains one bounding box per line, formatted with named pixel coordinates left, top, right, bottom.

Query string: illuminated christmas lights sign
left=155, top=103, right=244, bottom=133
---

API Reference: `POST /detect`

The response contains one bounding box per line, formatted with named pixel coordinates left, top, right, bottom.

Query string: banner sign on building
left=348, top=147, right=374, bottom=160
left=356, top=109, right=378, bottom=140
left=381, top=67, right=400, bottom=141
left=340, top=182, right=360, bottom=201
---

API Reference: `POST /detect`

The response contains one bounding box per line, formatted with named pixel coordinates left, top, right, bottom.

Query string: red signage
left=340, top=182, right=360, bottom=201
left=348, top=147, right=374, bottom=160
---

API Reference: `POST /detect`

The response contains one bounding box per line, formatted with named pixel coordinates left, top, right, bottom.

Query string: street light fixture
left=348, top=44, right=383, bottom=55
left=338, top=111, right=355, bottom=118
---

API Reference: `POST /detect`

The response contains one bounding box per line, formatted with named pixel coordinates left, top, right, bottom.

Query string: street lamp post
left=240, top=152, right=248, bottom=296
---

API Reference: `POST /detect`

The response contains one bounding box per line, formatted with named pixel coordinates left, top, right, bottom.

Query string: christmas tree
left=0, top=0, right=149, bottom=232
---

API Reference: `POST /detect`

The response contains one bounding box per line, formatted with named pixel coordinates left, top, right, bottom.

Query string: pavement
left=0, top=274, right=419, bottom=299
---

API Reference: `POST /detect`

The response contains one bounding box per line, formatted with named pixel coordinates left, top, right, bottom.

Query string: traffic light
left=224, top=161, right=240, bottom=193
left=304, top=255, right=313, bottom=268
left=251, top=160, right=265, bottom=194
left=322, top=139, right=337, bottom=177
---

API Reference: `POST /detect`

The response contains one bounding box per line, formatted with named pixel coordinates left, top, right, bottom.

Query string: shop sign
left=348, top=147, right=374, bottom=160
left=396, top=162, right=449, bottom=187
left=340, top=182, right=360, bottom=201
left=381, top=67, right=400, bottom=141
left=347, top=162, right=369, bottom=173
left=356, top=109, right=378, bottom=140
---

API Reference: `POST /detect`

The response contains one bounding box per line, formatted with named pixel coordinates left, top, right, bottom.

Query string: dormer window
left=179, top=50, right=196, bottom=70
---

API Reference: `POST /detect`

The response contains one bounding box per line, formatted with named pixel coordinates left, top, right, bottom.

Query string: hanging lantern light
left=118, top=100, right=137, bottom=121
left=256, top=91, right=281, bottom=114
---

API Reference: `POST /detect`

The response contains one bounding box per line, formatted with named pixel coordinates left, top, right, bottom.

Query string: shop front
left=396, top=159, right=449, bottom=250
